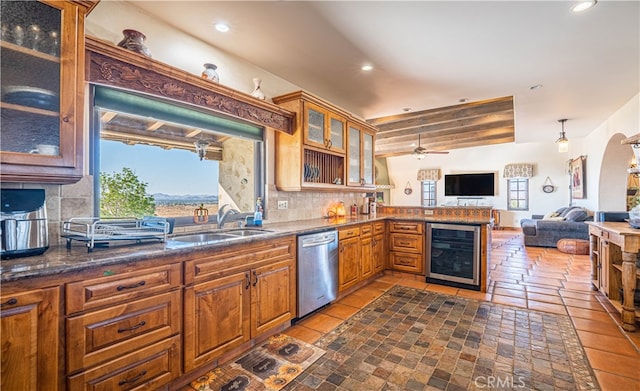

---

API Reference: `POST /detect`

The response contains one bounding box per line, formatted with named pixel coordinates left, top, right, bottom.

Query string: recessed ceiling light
left=459, top=98, right=469, bottom=103
left=571, top=0, right=597, bottom=13
left=361, top=64, right=373, bottom=71
left=529, top=84, right=543, bottom=90
left=402, top=108, right=412, bottom=112
left=214, top=22, right=230, bottom=33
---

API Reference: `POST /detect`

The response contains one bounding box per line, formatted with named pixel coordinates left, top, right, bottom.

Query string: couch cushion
left=520, top=220, right=537, bottom=235
left=556, top=206, right=569, bottom=215
left=564, top=208, right=588, bottom=222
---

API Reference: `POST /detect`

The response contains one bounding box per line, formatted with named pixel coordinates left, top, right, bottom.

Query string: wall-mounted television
left=444, top=173, right=495, bottom=197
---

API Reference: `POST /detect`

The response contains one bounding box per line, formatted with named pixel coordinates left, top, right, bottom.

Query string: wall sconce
left=556, top=118, right=569, bottom=152
left=194, top=140, right=209, bottom=160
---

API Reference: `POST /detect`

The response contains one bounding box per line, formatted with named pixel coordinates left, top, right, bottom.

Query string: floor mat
left=289, top=286, right=600, bottom=390
left=190, top=334, right=326, bottom=391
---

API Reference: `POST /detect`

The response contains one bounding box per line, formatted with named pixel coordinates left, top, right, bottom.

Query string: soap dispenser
left=254, top=197, right=263, bottom=227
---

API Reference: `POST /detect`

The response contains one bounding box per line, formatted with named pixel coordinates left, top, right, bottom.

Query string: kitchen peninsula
left=0, top=207, right=492, bottom=390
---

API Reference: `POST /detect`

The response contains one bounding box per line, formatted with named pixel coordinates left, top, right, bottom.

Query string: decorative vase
left=250, top=77, right=265, bottom=100
left=629, top=204, right=640, bottom=228
left=201, top=63, right=219, bottom=83
left=117, top=29, right=152, bottom=57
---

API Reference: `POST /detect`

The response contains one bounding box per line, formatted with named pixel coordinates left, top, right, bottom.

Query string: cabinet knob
left=325, top=139, right=332, bottom=149
left=62, top=116, right=69, bottom=123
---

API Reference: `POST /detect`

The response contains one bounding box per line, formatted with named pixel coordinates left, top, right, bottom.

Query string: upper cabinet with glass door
left=303, top=101, right=346, bottom=154
left=0, top=0, right=96, bottom=184
left=347, top=122, right=375, bottom=188
left=273, top=90, right=376, bottom=192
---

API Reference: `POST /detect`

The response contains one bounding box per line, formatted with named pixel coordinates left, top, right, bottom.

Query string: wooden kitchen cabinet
left=273, top=90, right=377, bottom=191
left=373, top=222, right=386, bottom=273
left=346, top=123, right=375, bottom=188
left=0, top=0, right=96, bottom=184
left=183, top=237, right=296, bottom=372
left=389, top=221, right=425, bottom=274
left=1, top=287, right=61, bottom=391
left=338, top=226, right=361, bottom=292
left=360, top=224, right=374, bottom=280
left=65, top=263, right=182, bottom=389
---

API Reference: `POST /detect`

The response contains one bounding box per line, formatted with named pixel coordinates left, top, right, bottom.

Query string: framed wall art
left=570, top=156, right=586, bottom=199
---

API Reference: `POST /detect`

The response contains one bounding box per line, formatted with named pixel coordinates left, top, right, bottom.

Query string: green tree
left=100, top=167, right=156, bottom=218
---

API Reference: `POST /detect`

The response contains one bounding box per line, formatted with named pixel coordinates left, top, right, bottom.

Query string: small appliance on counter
left=1, top=189, right=49, bottom=259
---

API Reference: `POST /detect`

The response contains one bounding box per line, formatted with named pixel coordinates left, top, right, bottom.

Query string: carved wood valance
left=85, top=36, right=294, bottom=135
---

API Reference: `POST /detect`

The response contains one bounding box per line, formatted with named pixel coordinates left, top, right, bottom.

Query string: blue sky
left=101, top=141, right=218, bottom=195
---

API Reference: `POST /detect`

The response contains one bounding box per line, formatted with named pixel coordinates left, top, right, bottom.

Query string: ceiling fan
left=413, top=134, right=449, bottom=159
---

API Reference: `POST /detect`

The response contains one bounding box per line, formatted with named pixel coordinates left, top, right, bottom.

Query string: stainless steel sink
left=223, top=228, right=273, bottom=237
left=169, top=233, right=237, bottom=243
left=169, top=228, right=273, bottom=244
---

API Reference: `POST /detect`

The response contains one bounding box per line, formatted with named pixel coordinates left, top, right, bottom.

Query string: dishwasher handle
left=300, top=234, right=337, bottom=248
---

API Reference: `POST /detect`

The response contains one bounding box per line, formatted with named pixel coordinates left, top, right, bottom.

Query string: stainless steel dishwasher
left=297, top=230, right=338, bottom=318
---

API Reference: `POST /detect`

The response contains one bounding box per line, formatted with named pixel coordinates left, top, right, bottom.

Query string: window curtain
left=503, top=163, right=534, bottom=178
left=417, top=168, right=440, bottom=181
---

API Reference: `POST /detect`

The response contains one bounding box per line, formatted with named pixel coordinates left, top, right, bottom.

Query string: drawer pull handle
left=245, top=272, right=251, bottom=290
left=252, top=270, right=258, bottom=287
left=116, top=281, right=146, bottom=291
left=118, top=370, right=147, bottom=386
left=117, top=320, right=146, bottom=333
left=1, top=298, right=18, bottom=307
left=398, top=241, right=411, bottom=246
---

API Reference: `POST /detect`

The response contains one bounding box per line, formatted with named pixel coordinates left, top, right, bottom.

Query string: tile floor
left=285, top=230, right=640, bottom=391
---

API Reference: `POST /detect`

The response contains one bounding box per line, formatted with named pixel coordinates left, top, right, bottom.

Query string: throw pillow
left=543, top=211, right=560, bottom=219
left=564, top=208, right=588, bottom=222
left=555, top=206, right=569, bottom=215
left=544, top=216, right=566, bottom=221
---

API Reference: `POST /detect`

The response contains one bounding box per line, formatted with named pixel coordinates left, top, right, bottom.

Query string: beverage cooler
left=426, top=223, right=481, bottom=291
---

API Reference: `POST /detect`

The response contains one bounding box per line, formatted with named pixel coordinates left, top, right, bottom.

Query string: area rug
left=190, top=334, right=326, bottom=391
left=289, top=286, right=600, bottom=390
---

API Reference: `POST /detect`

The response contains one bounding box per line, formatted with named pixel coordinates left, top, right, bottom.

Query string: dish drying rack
left=61, top=217, right=171, bottom=252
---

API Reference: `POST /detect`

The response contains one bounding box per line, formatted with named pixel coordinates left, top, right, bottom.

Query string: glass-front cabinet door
left=0, top=0, right=88, bottom=183
left=347, top=124, right=375, bottom=187
left=347, top=125, right=361, bottom=186
left=362, top=130, right=374, bottom=186
left=303, top=101, right=346, bottom=154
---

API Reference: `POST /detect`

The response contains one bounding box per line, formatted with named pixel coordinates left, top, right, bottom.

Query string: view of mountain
left=152, top=193, right=218, bottom=204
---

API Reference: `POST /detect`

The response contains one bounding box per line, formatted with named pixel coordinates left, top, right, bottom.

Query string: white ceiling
left=126, top=1, right=639, bottom=146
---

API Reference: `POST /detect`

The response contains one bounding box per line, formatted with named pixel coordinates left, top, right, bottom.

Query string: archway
left=599, top=133, right=633, bottom=211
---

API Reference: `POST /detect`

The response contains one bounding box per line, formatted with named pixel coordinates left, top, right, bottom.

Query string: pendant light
left=556, top=119, right=569, bottom=153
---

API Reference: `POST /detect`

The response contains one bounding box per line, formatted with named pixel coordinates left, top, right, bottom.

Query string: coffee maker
left=1, top=189, right=49, bottom=259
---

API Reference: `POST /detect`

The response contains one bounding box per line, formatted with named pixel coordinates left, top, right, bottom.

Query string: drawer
left=389, top=233, right=423, bottom=253
left=67, top=336, right=180, bottom=391
left=360, top=224, right=373, bottom=237
left=338, top=226, right=360, bottom=240
left=389, top=252, right=424, bottom=274
left=373, top=222, right=385, bottom=235
left=66, top=263, right=181, bottom=314
left=389, top=221, right=424, bottom=234
left=66, top=290, right=181, bottom=373
left=185, top=237, right=295, bottom=284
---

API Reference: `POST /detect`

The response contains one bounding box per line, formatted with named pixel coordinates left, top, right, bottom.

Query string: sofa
left=520, top=206, right=592, bottom=248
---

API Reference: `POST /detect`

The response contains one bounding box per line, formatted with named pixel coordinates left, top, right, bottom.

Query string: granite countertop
left=0, top=213, right=491, bottom=283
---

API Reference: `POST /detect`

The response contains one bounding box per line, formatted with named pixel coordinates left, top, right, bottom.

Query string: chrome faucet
left=217, top=204, right=248, bottom=228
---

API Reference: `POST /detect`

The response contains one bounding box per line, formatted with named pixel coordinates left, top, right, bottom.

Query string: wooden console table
left=587, top=222, right=639, bottom=331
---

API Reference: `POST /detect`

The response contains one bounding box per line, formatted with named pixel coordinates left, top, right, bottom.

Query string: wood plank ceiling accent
left=369, top=96, right=515, bottom=158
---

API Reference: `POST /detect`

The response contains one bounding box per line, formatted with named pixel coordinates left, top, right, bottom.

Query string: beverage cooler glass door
left=426, top=223, right=480, bottom=289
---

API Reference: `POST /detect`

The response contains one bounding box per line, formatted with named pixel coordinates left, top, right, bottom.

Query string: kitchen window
left=89, top=85, right=265, bottom=224
left=507, top=178, right=529, bottom=210
left=421, top=180, right=437, bottom=207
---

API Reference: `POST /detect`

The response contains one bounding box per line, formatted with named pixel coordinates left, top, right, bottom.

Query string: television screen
left=444, top=173, right=495, bottom=197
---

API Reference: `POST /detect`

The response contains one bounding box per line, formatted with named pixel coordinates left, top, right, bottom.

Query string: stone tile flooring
left=287, top=285, right=598, bottom=390
left=285, top=231, right=640, bottom=391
